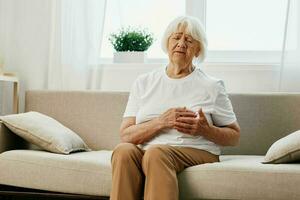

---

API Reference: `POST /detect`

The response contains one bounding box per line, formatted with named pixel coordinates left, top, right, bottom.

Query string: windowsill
left=99, top=50, right=282, bottom=66
left=97, top=62, right=281, bottom=71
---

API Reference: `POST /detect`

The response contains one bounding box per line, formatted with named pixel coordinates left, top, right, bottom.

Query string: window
left=100, top=0, right=185, bottom=59
left=206, top=0, right=286, bottom=51
left=101, top=0, right=288, bottom=63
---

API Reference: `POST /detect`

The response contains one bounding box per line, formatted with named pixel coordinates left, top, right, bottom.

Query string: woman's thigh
left=144, top=145, right=219, bottom=172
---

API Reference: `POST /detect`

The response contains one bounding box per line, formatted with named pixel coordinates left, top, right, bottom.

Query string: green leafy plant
left=109, top=27, right=154, bottom=52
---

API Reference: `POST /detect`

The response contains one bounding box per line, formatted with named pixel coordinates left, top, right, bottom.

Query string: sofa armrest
left=0, top=121, right=27, bottom=153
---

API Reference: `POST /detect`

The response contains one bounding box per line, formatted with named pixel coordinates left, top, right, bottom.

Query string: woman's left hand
left=174, top=108, right=211, bottom=136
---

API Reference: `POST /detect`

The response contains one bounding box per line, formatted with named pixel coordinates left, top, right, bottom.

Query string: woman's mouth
left=174, top=51, right=185, bottom=54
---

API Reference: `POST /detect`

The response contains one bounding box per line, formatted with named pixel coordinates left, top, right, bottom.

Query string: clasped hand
left=157, top=107, right=211, bottom=136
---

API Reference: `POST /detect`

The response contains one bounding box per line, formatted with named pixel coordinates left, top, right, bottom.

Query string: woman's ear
left=195, top=43, right=201, bottom=57
left=195, top=48, right=201, bottom=57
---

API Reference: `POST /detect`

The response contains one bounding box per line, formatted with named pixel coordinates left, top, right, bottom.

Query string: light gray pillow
left=263, top=130, right=300, bottom=164
left=0, top=111, right=90, bottom=154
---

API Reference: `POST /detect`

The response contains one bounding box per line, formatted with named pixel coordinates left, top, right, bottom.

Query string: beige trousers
left=110, top=143, right=219, bottom=200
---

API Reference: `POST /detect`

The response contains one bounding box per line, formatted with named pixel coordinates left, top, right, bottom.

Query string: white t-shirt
left=123, top=67, right=237, bottom=155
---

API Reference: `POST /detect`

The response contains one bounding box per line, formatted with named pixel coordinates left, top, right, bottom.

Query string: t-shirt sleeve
left=123, top=79, right=141, bottom=118
left=211, top=80, right=237, bottom=126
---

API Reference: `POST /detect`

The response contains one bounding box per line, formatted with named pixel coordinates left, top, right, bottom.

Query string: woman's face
left=167, top=26, right=200, bottom=67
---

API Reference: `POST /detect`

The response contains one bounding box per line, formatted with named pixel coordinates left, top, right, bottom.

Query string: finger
left=198, top=108, right=206, bottom=118
left=175, top=121, right=194, bottom=129
left=175, top=107, right=187, bottom=112
left=175, top=113, right=196, bottom=120
left=175, top=127, right=192, bottom=134
left=176, top=126, right=199, bottom=136
left=175, top=107, right=194, bottom=113
left=177, top=111, right=197, bottom=117
left=176, top=117, right=197, bottom=125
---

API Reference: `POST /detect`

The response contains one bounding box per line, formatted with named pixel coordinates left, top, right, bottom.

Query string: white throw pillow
left=0, top=111, right=90, bottom=154
left=263, top=130, right=300, bottom=164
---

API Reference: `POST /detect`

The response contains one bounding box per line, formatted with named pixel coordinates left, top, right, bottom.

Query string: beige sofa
left=0, top=91, right=300, bottom=200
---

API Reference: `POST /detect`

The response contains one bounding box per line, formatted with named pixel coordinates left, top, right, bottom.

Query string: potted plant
left=109, top=27, right=154, bottom=63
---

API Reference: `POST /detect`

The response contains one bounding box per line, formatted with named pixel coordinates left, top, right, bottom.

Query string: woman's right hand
left=156, top=107, right=197, bottom=129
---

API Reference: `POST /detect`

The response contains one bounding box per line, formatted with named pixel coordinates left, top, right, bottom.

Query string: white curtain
left=48, top=0, right=106, bottom=89
left=0, top=0, right=106, bottom=114
left=279, top=0, right=300, bottom=92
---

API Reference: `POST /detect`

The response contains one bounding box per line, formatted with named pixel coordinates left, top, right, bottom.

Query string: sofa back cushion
left=223, top=93, right=300, bottom=155
left=25, top=91, right=127, bottom=151
left=25, top=91, right=300, bottom=155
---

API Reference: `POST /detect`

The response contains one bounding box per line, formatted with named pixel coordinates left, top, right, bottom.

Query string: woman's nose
left=177, top=39, right=187, bottom=48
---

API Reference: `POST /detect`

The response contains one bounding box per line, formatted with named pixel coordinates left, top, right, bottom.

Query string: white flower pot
left=113, top=51, right=146, bottom=63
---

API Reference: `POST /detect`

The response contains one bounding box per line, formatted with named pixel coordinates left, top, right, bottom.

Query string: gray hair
left=161, top=16, right=207, bottom=62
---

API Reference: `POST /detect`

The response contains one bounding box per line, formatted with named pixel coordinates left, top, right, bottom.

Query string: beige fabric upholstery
left=223, top=93, right=300, bottom=155
left=0, top=112, right=90, bottom=154
left=0, top=122, right=27, bottom=153
left=178, top=155, right=300, bottom=200
left=1, top=150, right=300, bottom=199
left=0, top=150, right=112, bottom=196
left=263, top=130, right=300, bottom=163
left=25, top=91, right=128, bottom=151
left=25, top=91, right=300, bottom=155
left=0, top=91, right=295, bottom=199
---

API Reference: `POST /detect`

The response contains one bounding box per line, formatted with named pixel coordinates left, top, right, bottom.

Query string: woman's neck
left=166, top=63, right=194, bottom=79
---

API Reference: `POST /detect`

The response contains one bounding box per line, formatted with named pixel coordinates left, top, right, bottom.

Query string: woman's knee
left=111, top=143, right=141, bottom=163
left=142, top=145, right=171, bottom=167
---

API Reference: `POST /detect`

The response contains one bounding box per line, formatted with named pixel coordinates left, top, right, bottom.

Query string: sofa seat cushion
left=178, top=155, right=300, bottom=200
left=0, top=150, right=113, bottom=196
left=1, top=151, right=300, bottom=199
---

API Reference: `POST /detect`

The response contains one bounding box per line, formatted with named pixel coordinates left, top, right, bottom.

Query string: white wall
left=0, top=0, right=52, bottom=115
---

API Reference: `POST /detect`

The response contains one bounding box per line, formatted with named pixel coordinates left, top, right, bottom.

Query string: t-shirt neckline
left=163, top=66, right=197, bottom=83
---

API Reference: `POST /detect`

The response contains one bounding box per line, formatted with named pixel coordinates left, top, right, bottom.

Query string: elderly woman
left=110, top=16, right=240, bottom=200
